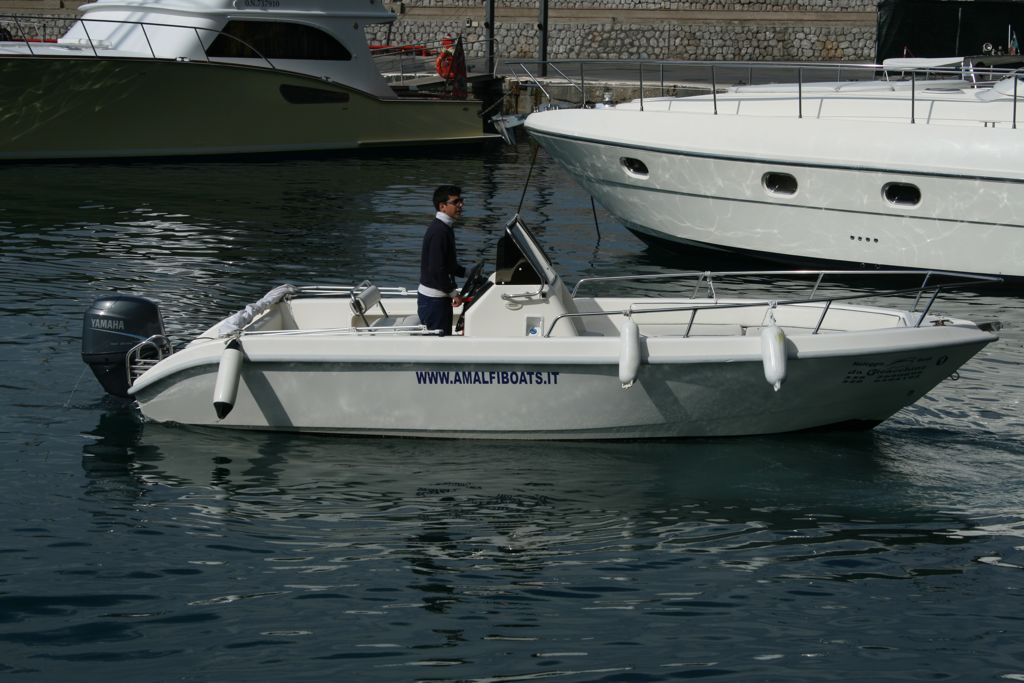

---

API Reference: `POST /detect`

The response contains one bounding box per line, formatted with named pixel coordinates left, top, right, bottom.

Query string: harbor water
left=2, top=144, right=1024, bottom=681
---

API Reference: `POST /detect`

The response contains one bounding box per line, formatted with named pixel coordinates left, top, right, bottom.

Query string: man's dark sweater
left=419, top=217, right=466, bottom=294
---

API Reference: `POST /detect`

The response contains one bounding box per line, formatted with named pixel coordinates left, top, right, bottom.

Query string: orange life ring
left=436, top=50, right=456, bottom=80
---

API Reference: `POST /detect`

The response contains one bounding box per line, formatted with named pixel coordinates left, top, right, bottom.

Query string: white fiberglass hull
left=526, top=109, right=1024, bottom=279
left=129, top=324, right=990, bottom=439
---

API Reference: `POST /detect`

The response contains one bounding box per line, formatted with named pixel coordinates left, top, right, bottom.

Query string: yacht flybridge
left=82, top=215, right=999, bottom=440
left=0, top=0, right=491, bottom=160
left=523, top=58, right=1024, bottom=281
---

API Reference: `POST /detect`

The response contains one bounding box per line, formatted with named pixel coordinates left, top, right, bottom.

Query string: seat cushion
left=370, top=314, right=421, bottom=328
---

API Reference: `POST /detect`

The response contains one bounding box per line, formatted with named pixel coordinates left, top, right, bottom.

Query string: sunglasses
left=445, top=198, right=464, bottom=206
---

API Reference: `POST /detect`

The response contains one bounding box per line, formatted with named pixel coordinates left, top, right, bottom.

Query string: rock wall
left=0, top=13, right=73, bottom=41
left=369, top=1, right=876, bottom=62
left=370, top=19, right=875, bottom=62
left=381, top=0, right=874, bottom=8
left=0, top=0, right=877, bottom=62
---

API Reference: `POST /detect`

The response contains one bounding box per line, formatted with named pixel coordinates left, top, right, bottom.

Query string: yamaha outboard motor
left=82, top=295, right=165, bottom=397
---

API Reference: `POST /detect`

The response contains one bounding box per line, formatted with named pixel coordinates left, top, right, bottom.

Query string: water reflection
left=78, top=414, right=1002, bottom=548
left=75, top=411, right=1024, bottom=679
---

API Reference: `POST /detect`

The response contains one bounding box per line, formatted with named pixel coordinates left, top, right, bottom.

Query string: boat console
left=461, top=216, right=582, bottom=337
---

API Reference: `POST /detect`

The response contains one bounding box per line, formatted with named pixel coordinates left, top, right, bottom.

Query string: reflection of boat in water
left=79, top=415, right=991, bottom=548
left=81, top=411, right=887, bottom=497
left=525, top=58, right=1024, bottom=281
left=81, top=214, right=999, bottom=439
left=0, top=0, right=492, bottom=160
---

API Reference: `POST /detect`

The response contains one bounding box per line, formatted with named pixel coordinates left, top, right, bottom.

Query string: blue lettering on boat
left=415, top=370, right=560, bottom=386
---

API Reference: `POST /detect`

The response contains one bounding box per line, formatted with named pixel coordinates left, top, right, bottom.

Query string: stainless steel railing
left=504, top=57, right=1023, bottom=128
left=1, top=13, right=276, bottom=68
left=370, top=36, right=494, bottom=83
left=126, top=334, right=173, bottom=386
left=548, top=269, right=1002, bottom=337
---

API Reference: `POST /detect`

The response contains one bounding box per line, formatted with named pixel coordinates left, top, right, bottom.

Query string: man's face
left=439, top=194, right=464, bottom=221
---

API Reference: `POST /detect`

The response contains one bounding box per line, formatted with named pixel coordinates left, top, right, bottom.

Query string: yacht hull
left=130, top=328, right=990, bottom=439
left=0, top=57, right=486, bottom=160
left=527, top=110, right=1024, bottom=280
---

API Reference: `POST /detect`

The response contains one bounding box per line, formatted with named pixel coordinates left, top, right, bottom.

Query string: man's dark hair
left=433, top=185, right=462, bottom=210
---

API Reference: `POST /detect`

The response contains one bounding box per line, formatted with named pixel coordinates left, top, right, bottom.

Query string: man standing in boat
left=418, top=185, right=467, bottom=336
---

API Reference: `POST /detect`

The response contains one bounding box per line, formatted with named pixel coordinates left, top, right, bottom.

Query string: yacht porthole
left=620, top=157, right=649, bottom=179
left=883, top=182, right=921, bottom=207
left=762, top=172, right=798, bottom=196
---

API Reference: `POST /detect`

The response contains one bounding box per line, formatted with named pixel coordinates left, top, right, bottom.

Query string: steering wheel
left=455, top=261, right=489, bottom=334
left=459, top=261, right=486, bottom=299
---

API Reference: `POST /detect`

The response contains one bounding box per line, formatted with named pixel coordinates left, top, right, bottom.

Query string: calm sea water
left=2, top=144, right=1024, bottom=681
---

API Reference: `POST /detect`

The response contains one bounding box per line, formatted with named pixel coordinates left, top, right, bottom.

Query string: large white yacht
left=0, top=0, right=490, bottom=160
left=525, top=60, right=1024, bottom=281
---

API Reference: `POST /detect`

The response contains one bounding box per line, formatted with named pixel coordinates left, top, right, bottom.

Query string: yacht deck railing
left=370, top=36, right=494, bottom=83
left=1, top=13, right=284, bottom=70
left=505, top=57, right=1023, bottom=128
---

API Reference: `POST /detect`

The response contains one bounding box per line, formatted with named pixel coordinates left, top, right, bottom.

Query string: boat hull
left=0, top=57, right=487, bottom=160
left=527, top=110, right=1024, bottom=280
left=130, top=329, right=991, bottom=439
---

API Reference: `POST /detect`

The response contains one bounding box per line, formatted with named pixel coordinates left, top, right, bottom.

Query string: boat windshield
left=494, top=215, right=558, bottom=286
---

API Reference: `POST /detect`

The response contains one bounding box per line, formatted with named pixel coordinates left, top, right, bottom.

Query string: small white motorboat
left=82, top=216, right=999, bottom=440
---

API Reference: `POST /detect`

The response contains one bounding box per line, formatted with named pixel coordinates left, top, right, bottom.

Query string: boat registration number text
left=840, top=356, right=945, bottom=384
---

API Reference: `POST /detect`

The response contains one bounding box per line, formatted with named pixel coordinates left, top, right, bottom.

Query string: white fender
left=760, top=324, right=787, bottom=392
left=619, top=318, right=641, bottom=389
left=213, top=338, right=243, bottom=419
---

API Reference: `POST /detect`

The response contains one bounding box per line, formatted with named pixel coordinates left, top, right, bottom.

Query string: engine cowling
left=82, top=295, right=165, bottom=397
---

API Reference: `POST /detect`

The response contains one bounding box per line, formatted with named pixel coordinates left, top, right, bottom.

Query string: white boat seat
left=351, top=280, right=388, bottom=326
left=351, top=280, right=420, bottom=328
left=370, top=314, right=422, bottom=328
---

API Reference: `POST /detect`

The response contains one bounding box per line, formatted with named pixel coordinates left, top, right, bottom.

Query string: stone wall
left=385, top=0, right=875, bottom=9
left=0, top=0, right=878, bottom=62
left=369, top=19, right=875, bottom=62
left=370, top=1, right=877, bottom=62
left=0, top=13, right=73, bottom=41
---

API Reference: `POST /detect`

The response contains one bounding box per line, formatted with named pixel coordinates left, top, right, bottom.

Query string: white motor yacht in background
left=0, top=0, right=491, bottom=160
left=81, top=215, right=998, bottom=440
left=524, top=58, right=1024, bottom=282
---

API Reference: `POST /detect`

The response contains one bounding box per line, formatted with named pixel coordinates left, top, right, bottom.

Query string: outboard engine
left=82, top=295, right=165, bottom=397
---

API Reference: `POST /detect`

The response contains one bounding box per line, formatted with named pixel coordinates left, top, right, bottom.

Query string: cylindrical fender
left=619, top=318, right=641, bottom=389
left=213, top=338, right=243, bottom=419
left=760, top=324, right=787, bottom=392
